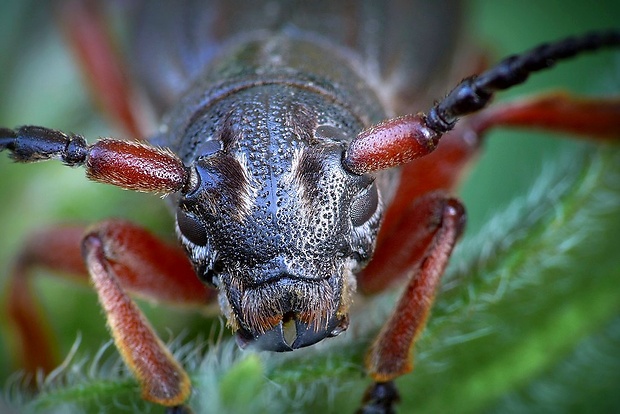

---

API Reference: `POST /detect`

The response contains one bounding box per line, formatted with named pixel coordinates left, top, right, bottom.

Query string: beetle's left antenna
left=344, top=30, right=620, bottom=175
left=1, top=125, right=189, bottom=194
left=426, top=31, right=620, bottom=133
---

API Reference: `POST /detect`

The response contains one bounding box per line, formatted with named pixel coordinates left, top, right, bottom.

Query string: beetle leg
left=81, top=220, right=215, bottom=307
left=6, top=225, right=87, bottom=374
left=358, top=191, right=464, bottom=294
left=360, top=194, right=466, bottom=412
left=82, top=223, right=193, bottom=406
left=468, top=92, right=620, bottom=140
left=6, top=220, right=214, bottom=401
left=58, top=0, right=149, bottom=139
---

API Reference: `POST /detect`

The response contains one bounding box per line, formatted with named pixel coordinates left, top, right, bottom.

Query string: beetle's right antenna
left=344, top=30, right=620, bottom=175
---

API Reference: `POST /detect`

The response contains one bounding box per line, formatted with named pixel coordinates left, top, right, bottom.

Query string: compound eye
left=350, top=182, right=379, bottom=227
left=176, top=208, right=208, bottom=246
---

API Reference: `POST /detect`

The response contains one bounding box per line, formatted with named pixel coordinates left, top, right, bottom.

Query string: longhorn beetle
left=1, top=1, right=619, bottom=413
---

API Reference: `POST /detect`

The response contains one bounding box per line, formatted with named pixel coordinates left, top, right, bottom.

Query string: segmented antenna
left=426, top=31, right=620, bottom=133
left=343, top=30, right=620, bottom=175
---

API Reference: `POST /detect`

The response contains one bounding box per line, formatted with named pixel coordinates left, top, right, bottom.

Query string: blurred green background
left=0, top=0, right=619, bottom=413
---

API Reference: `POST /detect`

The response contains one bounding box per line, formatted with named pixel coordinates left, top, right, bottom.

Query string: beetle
left=1, top=0, right=620, bottom=413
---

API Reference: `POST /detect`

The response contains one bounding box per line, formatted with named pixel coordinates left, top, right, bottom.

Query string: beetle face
left=172, top=89, right=385, bottom=351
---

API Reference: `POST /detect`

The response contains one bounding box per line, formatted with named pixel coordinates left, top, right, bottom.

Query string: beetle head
left=171, top=90, right=386, bottom=351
